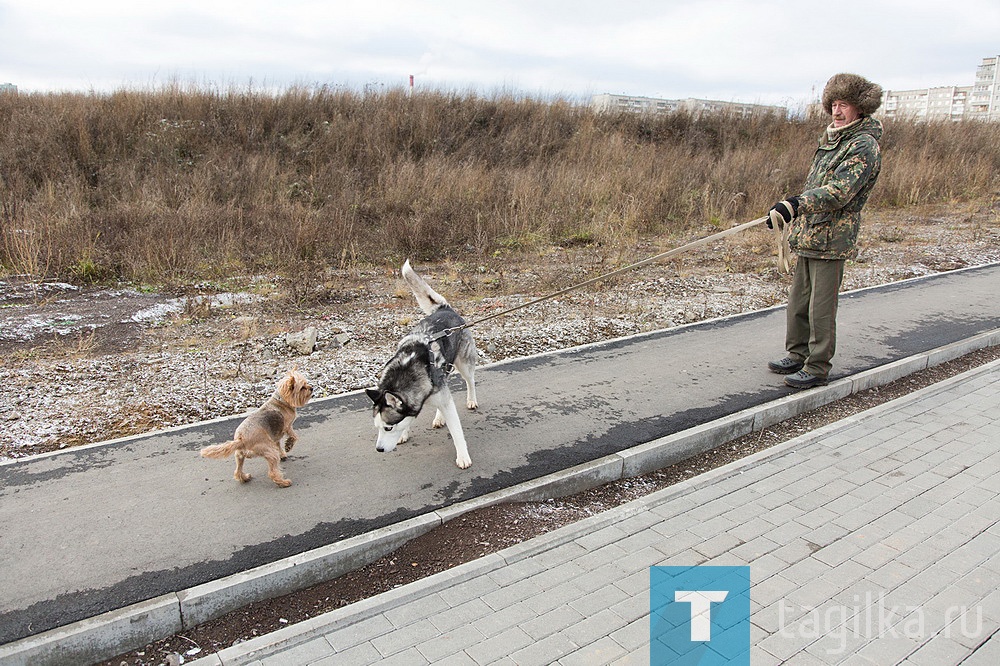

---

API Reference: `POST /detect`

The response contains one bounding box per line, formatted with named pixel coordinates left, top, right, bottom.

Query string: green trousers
left=786, top=256, right=846, bottom=378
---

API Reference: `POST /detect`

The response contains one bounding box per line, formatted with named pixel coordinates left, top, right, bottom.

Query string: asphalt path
left=2, top=264, right=999, bottom=645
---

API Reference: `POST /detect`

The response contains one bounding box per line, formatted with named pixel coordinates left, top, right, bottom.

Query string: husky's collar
left=404, top=328, right=457, bottom=345
left=428, top=326, right=463, bottom=342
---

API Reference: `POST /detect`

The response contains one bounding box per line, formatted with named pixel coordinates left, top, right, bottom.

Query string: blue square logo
left=650, top=566, right=750, bottom=665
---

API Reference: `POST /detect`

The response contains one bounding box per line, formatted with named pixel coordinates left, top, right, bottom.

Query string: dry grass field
left=2, top=85, right=999, bottom=288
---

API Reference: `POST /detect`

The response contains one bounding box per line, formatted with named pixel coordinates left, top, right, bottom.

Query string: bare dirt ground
left=2, top=203, right=999, bottom=665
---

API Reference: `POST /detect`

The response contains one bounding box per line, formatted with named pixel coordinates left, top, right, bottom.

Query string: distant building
left=881, top=55, right=1000, bottom=122
left=0, top=83, right=17, bottom=95
left=591, top=93, right=680, bottom=115
left=591, top=93, right=787, bottom=119
left=598, top=55, right=1000, bottom=124
left=880, top=86, right=972, bottom=122
left=968, top=55, right=999, bottom=122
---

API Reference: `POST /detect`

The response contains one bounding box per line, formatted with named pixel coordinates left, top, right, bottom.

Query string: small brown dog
left=200, top=370, right=313, bottom=487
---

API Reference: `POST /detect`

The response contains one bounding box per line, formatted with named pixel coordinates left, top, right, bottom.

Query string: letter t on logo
left=675, top=590, right=729, bottom=641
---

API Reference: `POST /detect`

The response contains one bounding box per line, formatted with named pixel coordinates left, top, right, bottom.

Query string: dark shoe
left=768, top=357, right=804, bottom=375
left=784, top=370, right=828, bottom=389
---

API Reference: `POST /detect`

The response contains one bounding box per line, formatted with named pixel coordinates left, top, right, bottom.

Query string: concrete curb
left=177, top=513, right=442, bottom=629
left=0, top=596, right=182, bottom=666
left=2, top=328, right=998, bottom=666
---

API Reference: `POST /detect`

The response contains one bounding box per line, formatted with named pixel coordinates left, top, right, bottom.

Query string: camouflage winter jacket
left=789, top=115, right=883, bottom=260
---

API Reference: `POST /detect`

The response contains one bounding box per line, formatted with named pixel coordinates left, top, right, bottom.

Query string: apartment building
left=881, top=55, right=999, bottom=122
left=968, top=55, right=999, bottom=121
left=591, top=93, right=786, bottom=119
left=880, top=85, right=972, bottom=121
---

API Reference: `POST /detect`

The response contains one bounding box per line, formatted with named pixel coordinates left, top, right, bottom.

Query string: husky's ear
left=365, top=388, right=381, bottom=404
left=384, top=392, right=404, bottom=410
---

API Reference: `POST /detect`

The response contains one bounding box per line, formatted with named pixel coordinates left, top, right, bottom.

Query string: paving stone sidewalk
left=194, top=360, right=1000, bottom=666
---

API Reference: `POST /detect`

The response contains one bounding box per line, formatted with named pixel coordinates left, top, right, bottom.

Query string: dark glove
left=766, top=197, right=800, bottom=229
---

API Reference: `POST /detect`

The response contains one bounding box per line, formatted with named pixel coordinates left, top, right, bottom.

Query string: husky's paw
left=455, top=454, right=472, bottom=469
left=399, top=429, right=411, bottom=443
left=466, top=400, right=478, bottom=410
left=432, top=412, right=446, bottom=428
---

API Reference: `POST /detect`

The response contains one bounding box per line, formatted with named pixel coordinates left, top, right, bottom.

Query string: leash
left=434, top=215, right=788, bottom=339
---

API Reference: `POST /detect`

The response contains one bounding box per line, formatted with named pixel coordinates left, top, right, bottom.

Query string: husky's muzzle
left=374, top=415, right=412, bottom=453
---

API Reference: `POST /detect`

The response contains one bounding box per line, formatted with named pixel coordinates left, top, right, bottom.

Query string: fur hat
left=822, top=73, right=883, bottom=116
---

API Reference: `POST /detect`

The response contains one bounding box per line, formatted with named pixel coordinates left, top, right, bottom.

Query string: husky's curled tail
left=401, top=259, right=448, bottom=315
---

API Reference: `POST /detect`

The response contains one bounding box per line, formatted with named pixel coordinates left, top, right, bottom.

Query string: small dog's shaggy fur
left=200, top=370, right=313, bottom=487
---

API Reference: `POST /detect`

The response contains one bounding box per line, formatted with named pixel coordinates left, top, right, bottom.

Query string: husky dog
left=366, top=260, right=478, bottom=469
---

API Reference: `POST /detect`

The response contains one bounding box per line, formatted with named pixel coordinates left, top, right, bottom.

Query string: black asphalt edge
left=3, top=326, right=998, bottom=666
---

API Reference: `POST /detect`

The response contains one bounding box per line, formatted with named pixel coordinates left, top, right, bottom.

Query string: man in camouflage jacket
left=766, top=73, right=884, bottom=389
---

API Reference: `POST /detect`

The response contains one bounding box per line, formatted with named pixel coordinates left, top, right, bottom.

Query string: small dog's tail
left=402, top=259, right=448, bottom=315
left=200, top=440, right=242, bottom=459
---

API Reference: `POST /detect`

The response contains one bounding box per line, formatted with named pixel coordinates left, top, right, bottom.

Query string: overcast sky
left=1, top=0, right=997, bottom=108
